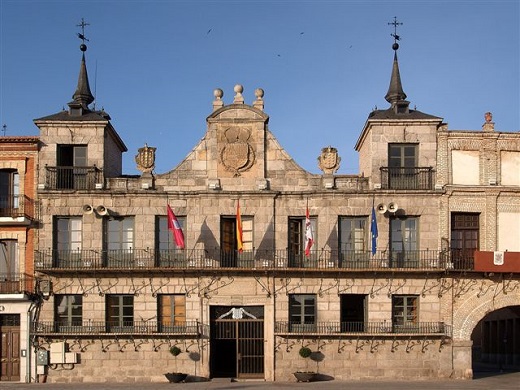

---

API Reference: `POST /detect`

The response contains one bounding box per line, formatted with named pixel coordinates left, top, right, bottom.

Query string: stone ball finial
left=254, top=88, right=264, bottom=99
left=234, top=84, right=244, bottom=94
left=214, top=88, right=223, bottom=100
left=485, top=112, right=492, bottom=123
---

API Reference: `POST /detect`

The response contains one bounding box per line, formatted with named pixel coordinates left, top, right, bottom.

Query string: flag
left=167, top=204, right=185, bottom=249
left=236, top=200, right=243, bottom=253
left=370, top=205, right=378, bottom=255
left=304, top=207, right=314, bottom=257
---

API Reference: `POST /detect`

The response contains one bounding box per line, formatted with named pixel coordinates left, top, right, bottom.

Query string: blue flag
left=370, top=205, right=378, bottom=255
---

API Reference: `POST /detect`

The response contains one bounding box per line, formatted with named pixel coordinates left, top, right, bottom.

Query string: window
left=105, top=217, right=134, bottom=267
left=106, top=295, right=133, bottom=331
left=0, top=240, right=17, bottom=277
left=390, top=216, right=419, bottom=267
left=56, top=145, right=88, bottom=189
left=55, top=294, right=82, bottom=330
left=289, top=294, right=316, bottom=332
left=156, top=215, right=187, bottom=266
left=158, top=294, right=186, bottom=332
left=451, top=213, right=479, bottom=269
left=220, top=216, right=253, bottom=267
left=387, top=144, right=418, bottom=189
left=392, top=295, right=418, bottom=331
left=340, top=294, right=367, bottom=332
left=339, top=217, right=369, bottom=268
left=288, top=216, right=317, bottom=267
left=0, top=169, right=19, bottom=215
left=54, top=217, right=82, bottom=267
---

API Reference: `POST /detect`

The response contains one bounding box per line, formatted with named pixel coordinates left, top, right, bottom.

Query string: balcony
left=380, top=167, right=434, bottom=190
left=275, top=321, right=451, bottom=337
left=34, top=248, right=475, bottom=273
left=32, top=320, right=207, bottom=337
left=0, top=195, right=35, bottom=223
left=42, top=165, right=102, bottom=190
left=0, top=273, right=35, bottom=294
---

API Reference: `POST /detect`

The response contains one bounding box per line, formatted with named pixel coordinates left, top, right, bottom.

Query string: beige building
left=26, top=37, right=520, bottom=384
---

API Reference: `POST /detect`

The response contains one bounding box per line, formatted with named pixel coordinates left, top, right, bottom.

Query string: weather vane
left=388, top=16, right=403, bottom=50
left=76, top=18, right=90, bottom=51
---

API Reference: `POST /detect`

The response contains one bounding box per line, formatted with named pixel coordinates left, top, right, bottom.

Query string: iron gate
left=211, top=318, right=264, bottom=378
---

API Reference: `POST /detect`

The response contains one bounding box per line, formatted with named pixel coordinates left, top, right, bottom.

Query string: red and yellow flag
left=236, top=200, right=243, bottom=253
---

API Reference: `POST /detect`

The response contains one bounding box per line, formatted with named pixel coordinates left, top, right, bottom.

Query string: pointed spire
left=70, top=51, right=94, bottom=110
left=385, top=51, right=407, bottom=104
left=384, top=17, right=409, bottom=114
left=68, top=19, right=94, bottom=116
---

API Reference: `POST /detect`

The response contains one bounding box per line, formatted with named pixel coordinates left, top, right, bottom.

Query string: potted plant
left=293, top=346, right=318, bottom=382
left=165, top=346, right=188, bottom=383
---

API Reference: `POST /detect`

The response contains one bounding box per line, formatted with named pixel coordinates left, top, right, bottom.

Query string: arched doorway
left=471, top=306, right=520, bottom=373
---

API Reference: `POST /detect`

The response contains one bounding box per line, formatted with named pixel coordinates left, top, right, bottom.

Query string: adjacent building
left=0, top=135, right=39, bottom=382
left=12, top=34, right=520, bottom=384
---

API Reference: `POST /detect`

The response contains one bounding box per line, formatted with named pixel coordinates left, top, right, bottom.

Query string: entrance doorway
left=471, top=306, right=520, bottom=373
left=0, top=314, right=21, bottom=381
left=210, top=306, right=264, bottom=379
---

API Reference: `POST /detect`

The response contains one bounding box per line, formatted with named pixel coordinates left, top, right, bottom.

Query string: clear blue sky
left=1, top=0, right=519, bottom=175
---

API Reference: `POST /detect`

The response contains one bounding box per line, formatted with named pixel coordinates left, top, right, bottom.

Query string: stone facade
left=25, top=43, right=520, bottom=385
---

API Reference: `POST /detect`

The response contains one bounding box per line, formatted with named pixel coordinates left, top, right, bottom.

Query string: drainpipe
left=26, top=300, right=36, bottom=383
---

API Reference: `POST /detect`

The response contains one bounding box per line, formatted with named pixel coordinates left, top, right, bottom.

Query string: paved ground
left=1, top=370, right=519, bottom=390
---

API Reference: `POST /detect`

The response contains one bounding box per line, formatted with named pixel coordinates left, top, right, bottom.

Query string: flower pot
left=165, top=372, right=188, bottom=383
left=293, top=371, right=317, bottom=382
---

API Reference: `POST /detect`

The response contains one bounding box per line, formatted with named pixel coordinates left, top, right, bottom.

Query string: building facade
left=0, top=136, right=39, bottom=382
left=24, top=38, right=520, bottom=384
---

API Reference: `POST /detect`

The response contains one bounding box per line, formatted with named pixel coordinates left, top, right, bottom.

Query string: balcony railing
left=35, top=248, right=475, bottom=272
left=32, top=320, right=207, bottom=336
left=0, top=273, right=35, bottom=294
left=380, top=167, right=434, bottom=190
left=43, top=165, right=102, bottom=190
left=275, top=321, right=452, bottom=337
left=0, top=195, right=35, bottom=220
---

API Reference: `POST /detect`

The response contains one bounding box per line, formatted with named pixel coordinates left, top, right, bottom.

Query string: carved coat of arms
left=135, top=143, right=156, bottom=173
left=220, top=127, right=255, bottom=176
left=317, top=146, right=341, bottom=174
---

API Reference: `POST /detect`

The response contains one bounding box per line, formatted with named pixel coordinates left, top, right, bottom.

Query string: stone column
left=452, top=339, right=473, bottom=379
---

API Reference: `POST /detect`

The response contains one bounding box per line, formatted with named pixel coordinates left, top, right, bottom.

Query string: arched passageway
left=471, top=306, right=520, bottom=373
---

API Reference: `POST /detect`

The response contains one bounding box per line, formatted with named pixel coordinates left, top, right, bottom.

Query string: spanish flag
left=236, top=200, right=243, bottom=253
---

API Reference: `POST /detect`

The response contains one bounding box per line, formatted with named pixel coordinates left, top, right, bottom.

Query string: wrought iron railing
left=0, top=273, right=35, bottom=294
left=34, top=248, right=474, bottom=271
left=275, top=321, right=451, bottom=336
left=43, top=165, right=102, bottom=190
left=0, top=195, right=35, bottom=219
left=32, top=320, right=207, bottom=336
left=380, top=167, right=434, bottom=190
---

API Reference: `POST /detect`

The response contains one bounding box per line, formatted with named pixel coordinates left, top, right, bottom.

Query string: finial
left=233, top=84, right=244, bottom=104
left=388, top=16, right=403, bottom=51
left=77, top=18, right=90, bottom=52
left=212, top=88, right=224, bottom=111
left=253, top=88, right=264, bottom=111
left=1, top=124, right=6, bottom=136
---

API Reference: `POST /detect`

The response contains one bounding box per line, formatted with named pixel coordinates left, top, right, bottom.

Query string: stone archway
left=450, top=284, right=520, bottom=378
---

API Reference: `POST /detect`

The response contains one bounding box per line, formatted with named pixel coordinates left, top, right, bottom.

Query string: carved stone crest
left=317, top=146, right=341, bottom=174
left=135, top=143, right=156, bottom=173
left=220, top=127, right=255, bottom=176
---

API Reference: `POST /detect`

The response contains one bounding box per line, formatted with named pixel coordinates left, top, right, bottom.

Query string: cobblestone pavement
left=1, top=371, right=519, bottom=390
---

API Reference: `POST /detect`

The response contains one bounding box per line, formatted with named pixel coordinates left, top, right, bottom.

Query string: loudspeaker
left=96, top=205, right=108, bottom=216
left=82, top=204, right=93, bottom=214
left=377, top=203, right=387, bottom=214
left=388, top=202, right=399, bottom=213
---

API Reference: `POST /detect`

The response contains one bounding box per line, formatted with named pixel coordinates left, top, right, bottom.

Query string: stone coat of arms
left=220, top=127, right=255, bottom=176
left=135, top=143, right=156, bottom=173
left=318, top=146, right=341, bottom=174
